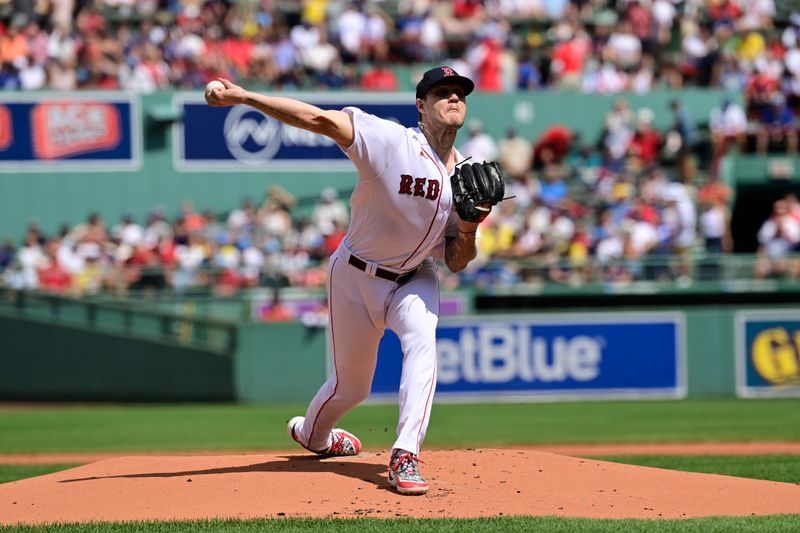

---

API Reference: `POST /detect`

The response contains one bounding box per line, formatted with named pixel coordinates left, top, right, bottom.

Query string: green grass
left=1, top=399, right=799, bottom=454
left=1, top=516, right=800, bottom=533
left=2, top=400, right=799, bottom=531
left=0, top=464, right=78, bottom=484
left=592, top=455, right=800, bottom=484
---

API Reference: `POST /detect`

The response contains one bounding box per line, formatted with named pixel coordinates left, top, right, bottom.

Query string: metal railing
left=0, top=288, right=238, bottom=355
left=3, top=253, right=799, bottom=301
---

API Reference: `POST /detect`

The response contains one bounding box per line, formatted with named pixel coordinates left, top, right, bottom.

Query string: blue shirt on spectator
left=760, top=104, right=796, bottom=129
left=539, top=178, right=568, bottom=206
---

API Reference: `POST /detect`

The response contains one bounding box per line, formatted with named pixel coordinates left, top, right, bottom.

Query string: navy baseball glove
left=450, top=161, right=506, bottom=223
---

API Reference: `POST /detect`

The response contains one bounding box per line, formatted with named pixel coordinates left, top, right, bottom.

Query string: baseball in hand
left=205, top=80, right=224, bottom=101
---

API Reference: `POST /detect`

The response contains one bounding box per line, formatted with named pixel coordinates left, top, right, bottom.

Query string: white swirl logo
left=223, top=106, right=282, bottom=164
left=222, top=106, right=337, bottom=165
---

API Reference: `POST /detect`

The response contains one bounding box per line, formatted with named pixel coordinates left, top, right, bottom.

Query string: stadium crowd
left=0, top=96, right=797, bottom=297
left=2, top=0, right=800, bottom=295
left=0, top=0, right=797, bottom=101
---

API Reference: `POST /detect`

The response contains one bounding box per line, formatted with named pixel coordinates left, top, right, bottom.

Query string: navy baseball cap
left=415, top=66, right=475, bottom=100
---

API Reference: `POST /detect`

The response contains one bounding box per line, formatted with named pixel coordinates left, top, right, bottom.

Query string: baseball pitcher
left=206, top=66, right=504, bottom=495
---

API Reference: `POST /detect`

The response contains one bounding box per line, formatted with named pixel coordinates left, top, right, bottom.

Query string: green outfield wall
left=0, top=312, right=234, bottom=401
left=5, top=292, right=793, bottom=402
left=0, top=89, right=738, bottom=242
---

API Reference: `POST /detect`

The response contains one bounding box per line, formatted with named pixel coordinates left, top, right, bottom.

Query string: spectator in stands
left=143, top=208, right=173, bottom=250
left=256, top=188, right=293, bottom=242
left=336, top=2, right=367, bottom=63
left=697, top=173, right=733, bottom=207
left=755, top=198, right=800, bottom=279
left=0, top=239, right=15, bottom=272
left=458, top=119, right=498, bottom=163
left=172, top=232, right=210, bottom=293
left=516, top=47, right=542, bottom=90
left=533, top=124, right=574, bottom=168
left=112, top=213, right=144, bottom=249
left=37, top=239, right=72, bottom=294
left=744, top=65, right=780, bottom=119
left=627, top=107, right=661, bottom=167
left=538, top=164, right=569, bottom=207
left=667, top=99, right=699, bottom=176
left=466, top=36, right=504, bottom=93
left=756, top=92, right=798, bottom=155
left=497, top=127, right=533, bottom=180
left=551, top=21, right=590, bottom=89
left=661, top=181, right=697, bottom=281
left=699, top=196, right=733, bottom=255
left=603, top=99, right=635, bottom=162
left=311, top=187, right=349, bottom=239
left=360, top=63, right=399, bottom=91
left=709, top=98, right=747, bottom=178
left=227, top=198, right=258, bottom=235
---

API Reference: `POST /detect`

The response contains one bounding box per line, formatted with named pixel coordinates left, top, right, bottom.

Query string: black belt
left=348, top=254, right=417, bottom=285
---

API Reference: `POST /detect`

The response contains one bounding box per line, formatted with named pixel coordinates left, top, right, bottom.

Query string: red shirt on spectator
left=628, top=129, right=661, bottom=165
left=627, top=1, right=652, bottom=40
left=323, top=228, right=346, bottom=257
left=534, top=125, right=572, bottom=165
left=476, top=38, right=503, bottom=92
left=158, top=241, right=177, bottom=266
left=709, top=0, right=742, bottom=23
left=552, top=38, right=587, bottom=77
left=698, top=179, right=732, bottom=205
left=217, top=268, right=242, bottom=289
left=453, top=0, right=482, bottom=18
left=38, top=262, right=72, bottom=293
left=360, top=68, right=399, bottom=91
left=219, top=37, right=253, bottom=75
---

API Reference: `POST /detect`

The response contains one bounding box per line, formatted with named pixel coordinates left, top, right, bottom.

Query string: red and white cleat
left=388, top=451, right=428, bottom=495
left=287, top=416, right=361, bottom=457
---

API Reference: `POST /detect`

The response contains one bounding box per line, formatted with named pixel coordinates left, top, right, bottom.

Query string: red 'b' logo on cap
left=442, top=67, right=455, bottom=76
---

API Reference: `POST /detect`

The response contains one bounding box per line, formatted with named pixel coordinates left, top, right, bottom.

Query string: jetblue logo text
left=437, top=327, right=601, bottom=384
left=369, top=315, right=683, bottom=401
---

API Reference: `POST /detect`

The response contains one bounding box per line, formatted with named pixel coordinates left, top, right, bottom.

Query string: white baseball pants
left=291, top=244, right=439, bottom=455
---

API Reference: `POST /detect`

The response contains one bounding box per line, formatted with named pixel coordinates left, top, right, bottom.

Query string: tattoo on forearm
left=446, top=237, right=477, bottom=271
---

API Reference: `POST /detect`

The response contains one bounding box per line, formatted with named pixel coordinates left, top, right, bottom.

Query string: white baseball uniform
left=290, top=107, right=462, bottom=455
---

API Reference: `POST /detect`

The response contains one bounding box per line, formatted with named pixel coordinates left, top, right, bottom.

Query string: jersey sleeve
left=340, top=106, right=407, bottom=180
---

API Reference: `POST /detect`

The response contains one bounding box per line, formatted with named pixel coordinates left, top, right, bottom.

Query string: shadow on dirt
left=59, top=454, right=388, bottom=490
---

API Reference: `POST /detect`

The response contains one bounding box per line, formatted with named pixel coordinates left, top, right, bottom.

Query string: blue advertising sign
left=736, top=311, right=800, bottom=398
left=174, top=92, right=418, bottom=171
left=364, top=313, right=685, bottom=402
left=0, top=93, right=140, bottom=172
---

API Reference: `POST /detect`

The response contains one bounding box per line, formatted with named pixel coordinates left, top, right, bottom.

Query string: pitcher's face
left=418, top=83, right=467, bottom=130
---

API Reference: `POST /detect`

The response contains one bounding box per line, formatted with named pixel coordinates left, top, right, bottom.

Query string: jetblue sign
left=174, top=92, right=417, bottom=171
left=368, top=313, right=686, bottom=402
left=735, top=311, right=800, bottom=398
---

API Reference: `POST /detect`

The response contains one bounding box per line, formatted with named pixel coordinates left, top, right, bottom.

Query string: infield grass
left=1, top=515, right=800, bottom=533
left=1, top=400, right=799, bottom=532
left=0, top=465, right=78, bottom=485
left=594, top=454, right=800, bottom=484
left=0, top=399, right=798, bottom=454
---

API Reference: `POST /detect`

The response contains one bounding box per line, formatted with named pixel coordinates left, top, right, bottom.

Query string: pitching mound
left=1, top=449, right=799, bottom=524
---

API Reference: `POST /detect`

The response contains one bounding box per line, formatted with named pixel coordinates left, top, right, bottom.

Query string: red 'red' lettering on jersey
left=413, top=177, right=426, bottom=197
left=398, top=175, right=440, bottom=201
left=426, top=179, right=440, bottom=200
left=399, top=174, right=413, bottom=194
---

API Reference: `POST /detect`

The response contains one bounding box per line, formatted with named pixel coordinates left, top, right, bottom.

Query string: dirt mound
left=1, top=449, right=799, bottom=524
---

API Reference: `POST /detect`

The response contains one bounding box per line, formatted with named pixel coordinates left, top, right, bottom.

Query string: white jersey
left=340, top=107, right=460, bottom=270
